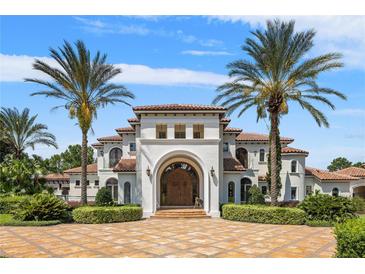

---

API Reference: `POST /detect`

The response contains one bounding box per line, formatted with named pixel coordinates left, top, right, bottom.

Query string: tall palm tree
left=0, top=107, right=57, bottom=158
left=25, top=40, right=134, bottom=204
left=213, top=19, right=346, bottom=205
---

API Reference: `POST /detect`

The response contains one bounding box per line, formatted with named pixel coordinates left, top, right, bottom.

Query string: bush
left=248, top=185, right=265, bottom=204
left=14, top=193, right=70, bottom=221
left=306, top=219, right=333, bottom=227
left=0, top=214, right=60, bottom=226
left=0, top=195, right=31, bottom=214
left=72, top=206, right=143, bottom=224
left=298, top=192, right=356, bottom=223
left=335, top=217, right=365, bottom=258
left=352, top=197, right=365, bottom=213
left=95, top=187, right=114, bottom=206
left=222, top=204, right=306, bottom=225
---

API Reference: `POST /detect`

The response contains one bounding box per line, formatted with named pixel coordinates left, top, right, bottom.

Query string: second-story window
left=109, top=148, right=122, bottom=167
left=259, top=149, right=265, bottom=162
left=223, top=142, right=229, bottom=152
left=291, top=160, right=297, bottom=173
left=175, top=124, right=186, bottom=139
left=156, top=124, right=167, bottom=139
left=193, top=124, right=204, bottom=139
left=129, top=142, right=136, bottom=152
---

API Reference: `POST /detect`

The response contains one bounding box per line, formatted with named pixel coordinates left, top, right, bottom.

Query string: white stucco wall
left=68, top=173, right=99, bottom=201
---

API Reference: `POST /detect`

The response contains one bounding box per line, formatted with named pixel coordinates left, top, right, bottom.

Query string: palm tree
left=0, top=107, right=57, bottom=158
left=213, top=19, right=346, bottom=205
left=25, top=40, right=134, bottom=204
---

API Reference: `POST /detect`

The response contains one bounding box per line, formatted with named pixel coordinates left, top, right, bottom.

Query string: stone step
left=151, top=215, right=210, bottom=219
left=153, top=209, right=209, bottom=218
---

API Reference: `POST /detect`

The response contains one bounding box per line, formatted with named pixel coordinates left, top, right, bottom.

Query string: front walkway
left=0, top=218, right=335, bottom=258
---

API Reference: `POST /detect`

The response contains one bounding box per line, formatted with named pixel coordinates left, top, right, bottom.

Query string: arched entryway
left=160, top=162, right=199, bottom=206
left=353, top=186, right=365, bottom=198
left=240, top=178, right=252, bottom=203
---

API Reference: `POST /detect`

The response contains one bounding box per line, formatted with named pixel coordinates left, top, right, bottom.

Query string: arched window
left=109, top=148, right=122, bottom=168
left=291, top=160, right=297, bottom=173
left=236, top=148, right=248, bottom=168
left=228, top=182, right=235, bottom=203
left=124, top=182, right=131, bottom=204
left=259, top=149, right=265, bottom=162
left=106, top=178, right=118, bottom=201
left=332, top=187, right=339, bottom=197
left=240, top=178, right=252, bottom=203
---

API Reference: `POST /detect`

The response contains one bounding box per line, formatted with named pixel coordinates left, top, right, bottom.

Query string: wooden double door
left=165, top=168, right=193, bottom=206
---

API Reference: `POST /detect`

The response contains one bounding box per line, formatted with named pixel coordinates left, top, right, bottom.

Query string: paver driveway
left=0, top=218, right=335, bottom=258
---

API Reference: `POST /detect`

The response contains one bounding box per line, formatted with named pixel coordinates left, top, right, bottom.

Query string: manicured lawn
left=0, top=214, right=60, bottom=226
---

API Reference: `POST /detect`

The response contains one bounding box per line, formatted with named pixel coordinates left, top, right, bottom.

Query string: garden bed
left=0, top=214, right=61, bottom=226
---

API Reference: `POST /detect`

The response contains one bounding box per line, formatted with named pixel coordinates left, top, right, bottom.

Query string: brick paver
left=0, top=218, right=336, bottom=258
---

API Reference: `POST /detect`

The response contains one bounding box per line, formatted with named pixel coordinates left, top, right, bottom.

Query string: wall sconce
left=100, top=150, right=104, bottom=156
left=146, top=166, right=151, bottom=177
left=210, top=166, right=215, bottom=177
left=254, top=151, right=257, bottom=156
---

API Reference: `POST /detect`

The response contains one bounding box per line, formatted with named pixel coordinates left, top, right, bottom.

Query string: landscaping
left=0, top=214, right=61, bottom=226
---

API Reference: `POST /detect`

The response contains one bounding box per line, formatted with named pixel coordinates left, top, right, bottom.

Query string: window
left=291, top=160, right=297, bottom=173
left=124, top=182, right=131, bottom=204
left=259, top=149, right=265, bottom=162
left=86, top=180, right=89, bottom=186
left=193, top=124, right=204, bottom=139
left=109, top=148, right=122, bottom=168
left=223, top=142, right=229, bottom=152
left=291, top=187, right=297, bottom=200
left=236, top=148, right=248, bottom=168
left=94, top=180, right=99, bottom=186
left=228, top=182, right=235, bottom=203
left=129, top=142, right=136, bottom=152
left=106, top=178, right=118, bottom=201
left=261, top=186, right=267, bottom=195
left=156, top=124, right=167, bottom=139
left=240, top=178, right=252, bottom=203
left=305, top=185, right=312, bottom=196
left=75, top=180, right=80, bottom=186
left=332, top=187, right=339, bottom=197
left=174, top=124, right=186, bottom=139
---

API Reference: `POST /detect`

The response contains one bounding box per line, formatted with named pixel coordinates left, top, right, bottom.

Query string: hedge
left=222, top=204, right=306, bottom=225
left=0, top=214, right=60, bottom=226
left=335, top=217, right=365, bottom=258
left=0, top=195, right=31, bottom=214
left=72, top=206, right=143, bottom=224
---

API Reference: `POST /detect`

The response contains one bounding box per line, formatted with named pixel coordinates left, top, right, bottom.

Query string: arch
left=124, top=182, right=131, bottom=204
left=240, top=178, right=252, bottom=203
left=291, top=160, right=297, bottom=173
left=109, top=147, right=122, bottom=168
left=106, top=178, right=118, bottom=201
left=228, top=181, right=235, bottom=203
left=236, top=148, right=248, bottom=168
left=332, top=187, right=339, bottom=197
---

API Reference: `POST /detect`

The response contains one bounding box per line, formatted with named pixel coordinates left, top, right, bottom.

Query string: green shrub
left=306, top=219, right=333, bottom=227
left=298, top=192, right=356, bottom=223
left=335, top=217, right=365, bottom=258
left=72, top=206, right=143, bottom=224
left=352, top=197, right=365, bottom=213
left=222, top=204, right=306, bottom=225
left=0, top=214, right=60, bottom=226
left=248, top=185, right=265, bottom=204
left=14, top=193, right=70, bottom=221
left=95, top=187, right=114, bottom=206
left=0, top=195, right=31, bottom=214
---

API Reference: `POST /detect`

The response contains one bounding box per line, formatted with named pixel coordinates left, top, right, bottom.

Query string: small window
left=94, top=180, right=99, bottom=186
left=228, top=182, right=235, bottom=203
left=261, top=186, right=267, bottom=195
left=86, top=180, right=89, bottom=186
left=259, top=149, right=265, bottom=162
left=156, top=124, right=167, bottom=139
left=193, top=124, right=204, bottom=139
left=124, top=182, right=131, bottom=204
left=129, top=142, right=136, bottom=152
left=305, top=185, right=312, bottom=196
left=109, top=148, right=123, bottom=167
left=174, top=124, right=186, bottom=139
left=291, top=160, right=297, bottom=173
left=332, top=187, right=339, bottom=197
left=75, top=180, right=80, bottom=186
left=223, top=142, right=229, bottom=152
left=291, top=187, right=297, bottom=200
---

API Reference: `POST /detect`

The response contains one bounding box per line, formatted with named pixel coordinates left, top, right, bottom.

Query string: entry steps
left=152, top=208, right=210, bottom=218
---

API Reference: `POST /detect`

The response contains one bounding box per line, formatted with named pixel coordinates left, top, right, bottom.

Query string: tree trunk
left=270, top=112, right=279, bottom=205
left=81, top=131, right=88, bottom=205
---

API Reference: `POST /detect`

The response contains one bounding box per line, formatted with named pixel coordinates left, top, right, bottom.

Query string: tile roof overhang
left=236, top=132, right=294, bottom=144
left=224, top=127, right=243, bottom=134
left=115, top=127, right=135, bottom=134
left=224, top=158, right=246, bottom=172
left=305, top=167, right=357, bottom=181
left=113, top=158, right=136, bottom=172
left=97, top=135, right=123, bottom=142
left=64, top=163, right=98, bottom=174
left=335, top=167, right=365, bottom=178
left=91, top=142, right=103, bottom=148
left=133, top=104, right=226, bottom=115
left=44, top=173, right=70, bottom=181
left=281, top=146, right=309, bottom=156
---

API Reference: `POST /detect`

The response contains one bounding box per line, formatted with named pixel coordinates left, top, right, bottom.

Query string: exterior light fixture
left=146, top=166, right=151, bottom=177
left=210, top=166, right=215, bottom=177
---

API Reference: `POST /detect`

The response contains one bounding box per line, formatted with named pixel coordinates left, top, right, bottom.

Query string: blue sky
left=0, top=16, right=364, bottom=168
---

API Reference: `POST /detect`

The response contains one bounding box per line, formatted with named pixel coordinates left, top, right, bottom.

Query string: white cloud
left=209, top=16, right=365, bottom=70
left=181, top=50, right=232, bottom=56
left=0, top=53, right=228, bottom=86
left=332, top=108, right=365, bottom=117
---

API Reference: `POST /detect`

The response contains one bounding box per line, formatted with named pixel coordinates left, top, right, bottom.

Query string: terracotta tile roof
left=236, top=132, right=294, bottom=143
left=91, top=142, right=103, bottom=148
left=281, top=146, right=309, bottom=155
left=44, top=173, right=70, bottom=181
left=97, top=135, right=123, bottom=142
left=258, top=175, right=267, bottom=181
left=224, top=127, right=243, bottom=133
left=115, top=127, right=135, bottom=133
left=224, top=158, right=245, bottom=171
left=113, top=158, right=136, bottom=172
left=335, top=167, right=365, bottom=178
left=64, top=163, right=98, bottom=174
left=220, top=117, right=231, bottom=123
left=133, top=104, right=226, bottom=112
left=127, top=117, right=140, bottom=123
left=305, top=167, right=357, bottom=181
